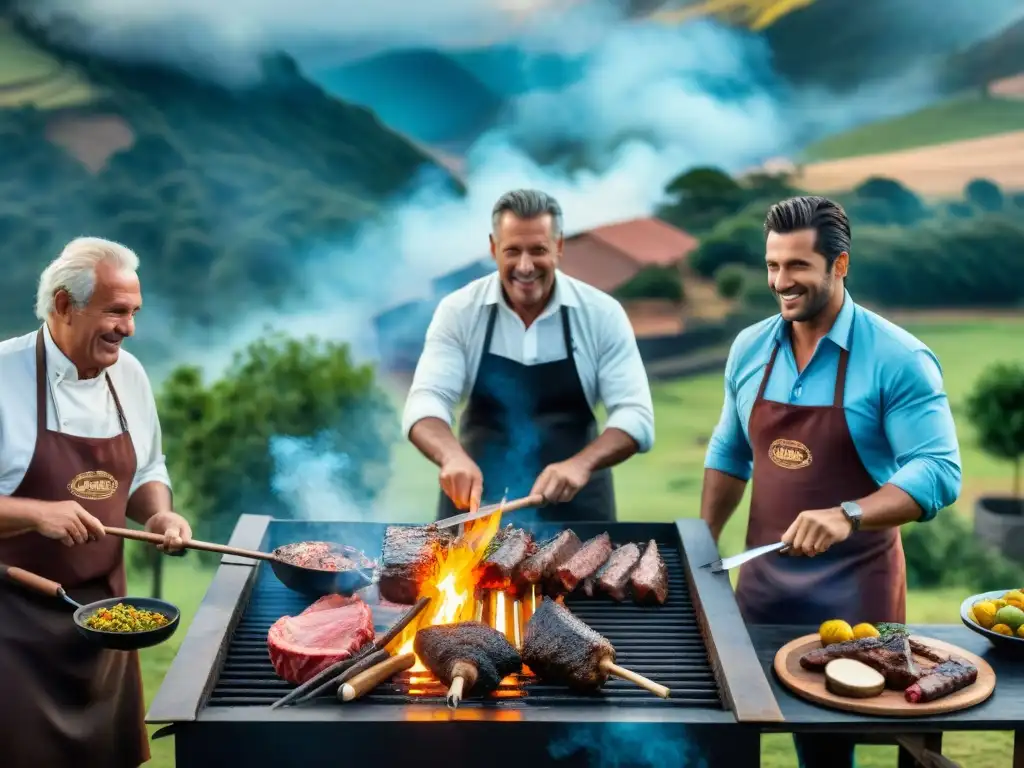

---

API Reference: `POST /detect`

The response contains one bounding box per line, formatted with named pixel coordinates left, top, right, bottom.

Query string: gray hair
left=35, top=237, right=140, bottom=321
left=491, top=189, right=563, bottom=238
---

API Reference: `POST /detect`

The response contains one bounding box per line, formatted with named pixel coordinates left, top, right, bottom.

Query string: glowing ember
left=392, top=502, right=506, bottom=672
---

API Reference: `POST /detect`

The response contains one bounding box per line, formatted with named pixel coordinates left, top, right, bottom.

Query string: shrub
left=965, top=178, right=1005, bottom=212
left=965, top=361, right=1024, bottom=499
left=902, top=510, right=1024, bottom=589
left=714, top=264, right=749, bottom=299
left=613, top=266, right=684, bottom=302
left=690, top=214, right=765, bottom=277
left=850, top=176, right=927, bottom=225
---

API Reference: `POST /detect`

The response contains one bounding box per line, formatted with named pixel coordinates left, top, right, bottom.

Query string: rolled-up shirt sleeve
left=130, top=367, right=173, bottom=496
left=595, top=303, right=655, bottom=453
left=401, top=299, right=468, bottom=438
left=703, top=339, right=754, bottom=480
left=882, top=348, right=962, bottom=521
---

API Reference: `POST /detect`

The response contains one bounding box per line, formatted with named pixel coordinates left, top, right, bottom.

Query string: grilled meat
left=378, top=525, right=453, bottom=604
left=414, top=622, right=522, bottom=700
left=800, top=635, right=922, bottom=689
left=905, top=657, right=978, bottom=703
left=630, top=539, right=668, bottom=605
left=555, top=532, right=612, bottom=593
left=522, top=596, right=615, bottom=691
left=475, top=525, right=536, bottom=591
left=517, top=530, right=582, bottom=585
left=908, top=639, right=949, bottom=665
left=597, top=543, right=641, bottom=601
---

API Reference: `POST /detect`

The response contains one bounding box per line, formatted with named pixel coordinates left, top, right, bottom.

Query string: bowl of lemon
left=960, top=589, right=1024, bottom=652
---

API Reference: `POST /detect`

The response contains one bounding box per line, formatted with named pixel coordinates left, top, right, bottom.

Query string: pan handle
left=0, top=563, right=64, bottom=598
left=104, top=527, right=276, bottom=562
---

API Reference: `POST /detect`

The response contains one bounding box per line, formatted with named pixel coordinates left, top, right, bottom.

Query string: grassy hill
left=0, top=16, right=456, bottom=360
left=800, top=94, right=1024, bottom=162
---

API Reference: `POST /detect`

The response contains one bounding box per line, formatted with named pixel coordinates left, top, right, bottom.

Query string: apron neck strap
left=482, top=303, right=499, bottom=353
left=755, top=342, right=781, bottom=402
left=559, top=305, right=572, bottom=354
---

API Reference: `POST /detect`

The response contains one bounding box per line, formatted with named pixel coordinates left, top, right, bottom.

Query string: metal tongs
left=433, top=491, right=545, bottom=530
left=701, top=541, right=790, bottom=574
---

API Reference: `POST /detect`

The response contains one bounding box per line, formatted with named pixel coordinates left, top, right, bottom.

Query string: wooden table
left=747, top=625, right=1024, bottom=767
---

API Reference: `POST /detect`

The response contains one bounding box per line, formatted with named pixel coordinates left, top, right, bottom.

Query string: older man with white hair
left=0, top=237, right=191, bottom=767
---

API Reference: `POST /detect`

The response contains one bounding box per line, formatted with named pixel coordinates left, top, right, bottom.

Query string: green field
left=131, top=315, right=1024, bottom=768
left=801, top=94, right=1024, bottom=162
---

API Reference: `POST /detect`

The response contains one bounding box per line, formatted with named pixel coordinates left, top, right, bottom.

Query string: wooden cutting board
left=773, top=633, right=996, bottom=716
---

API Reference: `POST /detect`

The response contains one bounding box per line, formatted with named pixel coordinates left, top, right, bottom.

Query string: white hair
left=35, top=237, right=140, bottom=321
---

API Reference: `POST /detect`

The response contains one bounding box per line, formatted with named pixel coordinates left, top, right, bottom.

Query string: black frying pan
left=0, top=563, right=180, bottom=651
left=104, top=527, right=376, bottom=597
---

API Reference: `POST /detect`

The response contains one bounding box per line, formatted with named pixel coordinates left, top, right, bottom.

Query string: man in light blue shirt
left=700, top=195, right=961, bottom=768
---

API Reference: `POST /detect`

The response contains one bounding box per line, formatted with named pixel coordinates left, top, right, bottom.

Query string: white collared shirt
left=401, top=271, right=656, bottom=452
left=0, top=325, right=172, bottom=497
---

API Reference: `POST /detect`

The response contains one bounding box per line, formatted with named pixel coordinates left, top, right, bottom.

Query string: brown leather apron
left=0, top=329, right=148, bottom=767
left=735, top=328, right=906, bottom=627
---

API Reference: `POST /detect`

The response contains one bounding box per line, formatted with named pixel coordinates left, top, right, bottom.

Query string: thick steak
left=597, top=543, right=642, bottom=601
left=267, top=594, right=374, bottom=685
left=379, top=525, right=453, bottom=604
left=555, top=533, right=612, bottom=593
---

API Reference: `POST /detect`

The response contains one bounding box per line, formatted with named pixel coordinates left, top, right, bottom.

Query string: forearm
left=127, top=481, right=174, bottom=526
left=573, top=428, right=638, bottom=473
left=409, top=417, right=468, bottom=467
left=700, top=469, right=748, bottom=543
left=0, top=495, right=39, bottom=537
left=854, top=483, right=926, bottom=530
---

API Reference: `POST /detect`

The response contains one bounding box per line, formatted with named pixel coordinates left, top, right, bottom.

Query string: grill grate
left=206, top=528, right=723, bottom=710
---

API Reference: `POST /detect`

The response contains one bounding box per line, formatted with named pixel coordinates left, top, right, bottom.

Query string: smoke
left=548, top=723, right=708, bottom=768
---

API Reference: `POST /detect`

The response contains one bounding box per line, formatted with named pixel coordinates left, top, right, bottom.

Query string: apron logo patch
left=67, top=471, right=119, bottom=500
left=768, top=439, right=812, bottom=470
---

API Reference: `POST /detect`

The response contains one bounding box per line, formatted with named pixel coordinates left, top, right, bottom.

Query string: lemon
left=1018, top=625, right=1024, bottom=639
left=993, top=599, right=1008, bottom=610
left=967, top=607, right=978, bottom=624
left=1007, top=599, right=1024, bottom=611
left=852, top=623, right=880, bottom=640
left=1003, top=590, right=1024, bottom=603
left=991, top=623, right=1013, bottom=636
left=819, top=619, right=855, bottom=646
left=995, top=605, right=1024, bottom=632
left=973, top=600, right=997, bottom=629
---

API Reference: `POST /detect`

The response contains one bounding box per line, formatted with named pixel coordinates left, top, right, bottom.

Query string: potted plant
left=965, top=361, right=1024, bottom=563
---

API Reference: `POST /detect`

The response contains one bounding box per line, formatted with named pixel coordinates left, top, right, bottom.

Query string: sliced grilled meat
left=905, top=658, right=978, bottom=703
left=475, top=525, right=536, bottom=591
left=378, top=525, right=453, bottom=604
left=630, top=539, right=668, bottom=605
left=522, top=596, right=615, bottom=692
left=801, top=635, right=922, bottom=689
left=517, top=530, right=582, bottom=585
left=555, top=532, right=612, bottom=593
left=413, top=622, right=522, bottom=706
left=598, top=543, right=641, bottom=601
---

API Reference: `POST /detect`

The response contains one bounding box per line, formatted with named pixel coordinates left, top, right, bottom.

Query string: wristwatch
left=840, top=501, right=863, bottom=531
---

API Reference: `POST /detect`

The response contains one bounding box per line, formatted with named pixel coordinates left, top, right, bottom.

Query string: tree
left=714, top=264, right=749, bottom=299
left=965, top=362, right=1024, bottom=501
left=157, top=333, right=400, bottom=544
left=657, top=167, right=747, bottom=234
left=689, top=213, right=765, bottom=277
left=613, top=267, right=684, bottom=302
left=965, top=178, right=1005, bottom=213
left=849, top=176, right=927, bottom=225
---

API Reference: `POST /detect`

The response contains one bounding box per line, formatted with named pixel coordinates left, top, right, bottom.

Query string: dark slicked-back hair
left=764, top=195, right=851, bottom=268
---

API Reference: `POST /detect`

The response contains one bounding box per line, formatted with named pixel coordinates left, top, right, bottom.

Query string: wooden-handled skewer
left=446, top=660, right=479, bottom=709
left=600, top=657, right=671, bottom=699
left=104, top=526, right=278, bottom=562
left=338, top=652, right=415, bottom=702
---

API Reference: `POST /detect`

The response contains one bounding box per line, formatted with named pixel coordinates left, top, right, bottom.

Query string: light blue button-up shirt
left=704, top=291, right=961, bottom=521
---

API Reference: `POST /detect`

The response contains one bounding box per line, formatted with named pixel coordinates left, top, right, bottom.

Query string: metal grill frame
left=147, top=515, right=781, bottom=767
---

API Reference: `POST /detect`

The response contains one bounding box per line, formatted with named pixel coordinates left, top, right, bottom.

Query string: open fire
left=391, top=502, right=538, bottom=690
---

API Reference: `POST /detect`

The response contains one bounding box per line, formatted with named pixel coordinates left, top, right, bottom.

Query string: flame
left=650, top=0, right=816, bottom=30
left=392, top=500, right=506, bottom=672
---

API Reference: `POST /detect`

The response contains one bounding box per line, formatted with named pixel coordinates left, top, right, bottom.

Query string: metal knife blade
left=705, top=541, right=788, bottom=573
left=433, top=492, right=546, bottom=530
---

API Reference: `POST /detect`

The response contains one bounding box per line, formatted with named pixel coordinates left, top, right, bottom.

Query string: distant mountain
left=944, top=16, right=1024, bottom=90
left=0, top=15, right=456, bottom=355
left=314, top=49, right=504, bottom=147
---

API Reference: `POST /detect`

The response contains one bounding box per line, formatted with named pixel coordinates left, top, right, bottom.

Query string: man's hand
left=32, top=500, right=106, bottom=547
left=531, top=457, right=592, bottom=504
left=439, top=454, right=484, bottom=511
left=145, top=511, right=193, bottom=553
left=782, top=507, right=853, bottom=557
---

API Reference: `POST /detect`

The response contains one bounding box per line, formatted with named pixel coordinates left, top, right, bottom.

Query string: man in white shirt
left=0, top=237, right=191, bottom=767
left=403, top=189, right=655, bottom=522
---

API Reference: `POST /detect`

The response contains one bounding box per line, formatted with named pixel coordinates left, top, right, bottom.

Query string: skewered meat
left=517, top=530, right=582, bottom=585
left=905, top=658, right=978, bottom=703
left=267, top=595, right=374, bottom=685
left=378, top=525, right=453, bottom=604
left=413, top=622, right=522, bottom=705
left=475, top=525, right=536, bottom=590
left=630, top=539, right=668, bottom=605
left=597, top=543, right=641, bottom=601
left=522, top=596, right=615, bottom=692
left=800, top=635, right=923, bottom=689
left=555, top=533, right=612, bottom=593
